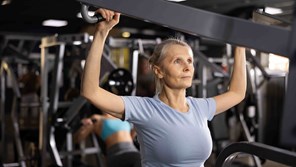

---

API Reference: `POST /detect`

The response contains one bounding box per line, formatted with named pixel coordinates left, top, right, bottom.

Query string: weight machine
left=0, top=33, right=41, bottom=166
left=38, top=33, right=118, bottom=167
left=0, top=59, right=26, bottom=167
left=76, top=0, right=296, bottom=165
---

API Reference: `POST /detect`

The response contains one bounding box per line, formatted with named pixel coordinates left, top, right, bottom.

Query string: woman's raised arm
left=213, top=47, right=247, bottom=115
left=80, top=9, right=125, bottom=119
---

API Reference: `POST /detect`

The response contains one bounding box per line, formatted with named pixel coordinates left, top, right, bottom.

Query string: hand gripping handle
left=81, top=3, right=105, bottom=24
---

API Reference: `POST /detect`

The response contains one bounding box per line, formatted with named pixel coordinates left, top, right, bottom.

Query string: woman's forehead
left=165, top=44, right=193, bottom=57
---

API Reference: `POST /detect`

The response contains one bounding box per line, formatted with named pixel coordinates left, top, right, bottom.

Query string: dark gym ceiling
left=0, top=0, right=295, bottom=37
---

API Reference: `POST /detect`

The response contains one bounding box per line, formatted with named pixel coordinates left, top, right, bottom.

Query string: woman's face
left=158, top=44, right=194, bottom=90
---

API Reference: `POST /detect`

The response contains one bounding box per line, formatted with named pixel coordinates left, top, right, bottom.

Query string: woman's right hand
left=74, top=118, right=95, bottom=143
left=95, top=8, right=120, bottom=32
left=81, top=118, right=94, bottom=126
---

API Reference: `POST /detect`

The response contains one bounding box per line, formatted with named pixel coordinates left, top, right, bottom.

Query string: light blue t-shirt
left=122, top=95, right=216, bottom=167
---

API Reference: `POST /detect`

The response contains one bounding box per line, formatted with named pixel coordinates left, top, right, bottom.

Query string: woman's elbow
left=230, top=90, right=246, bottom=105
left=80, top=89, right=93, bottom=101
left=237, top=92, right=246, bottom=104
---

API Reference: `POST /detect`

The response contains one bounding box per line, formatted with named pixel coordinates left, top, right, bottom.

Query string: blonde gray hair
left=149, top=38, right=191, bottom=95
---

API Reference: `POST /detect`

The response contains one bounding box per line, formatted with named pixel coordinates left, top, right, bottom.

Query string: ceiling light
left=264, top=7, right=283, bottom=15
left=42, top=19, right=68, bottom=27
left=122, top=32, right=131, bottom=38
left=1, top=0, right=11, bottom=5
left=73, top=41, right=82, bottom=45
left=167, top=0, right=186, bottom=2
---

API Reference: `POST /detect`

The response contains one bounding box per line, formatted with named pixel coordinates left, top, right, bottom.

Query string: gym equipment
left=53, top=97, right=106, bottom=167
left=107, top=37, right=159, bottom=96
left=80, top=4, right=105, bottom=23
left=77, top=0, right=296, bottom=149
left=194, top=49, right=229, bottom=98
left=39, top=33, right=93, bottom=167
left=215, top=142, right=296, bottom=167
left=103, top=68, right=134, bottom=96
left=251, top=9, right=295, bottom=148
left=78, top=0, right=290, bottom=57
left=39, top=33, right=125, bottom=167
left=0, top=60, right=26, bottom=167
left=0, top=33, right=41, bottom=166
left=280, top=4, right=296, bottom=148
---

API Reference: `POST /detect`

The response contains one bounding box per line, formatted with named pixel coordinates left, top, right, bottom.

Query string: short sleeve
left=191, top=97, right=216, bottom=121
left=205, top=98, right=216, bottom=121
left=121, top=96, right=154, bottom=125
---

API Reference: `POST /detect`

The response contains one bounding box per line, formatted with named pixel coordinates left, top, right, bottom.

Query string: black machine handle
left=81, top=3, right=105, bottom=24
left=215, top=141, right=296, bottom=167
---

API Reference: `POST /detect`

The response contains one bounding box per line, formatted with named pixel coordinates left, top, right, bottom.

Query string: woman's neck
left=158, top=89, right=188, bottom=112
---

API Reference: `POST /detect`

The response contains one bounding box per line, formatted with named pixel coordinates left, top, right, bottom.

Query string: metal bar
left=6, top=44, right=32, bottom=63
left=237, top=109, right=262, bottom=167
left=59, top=147, right=100, bottom=157
left=49, top=128, right=62, bottom=166
left=215, top=142, right=296, bottom=167
left=78, top=0, right=290, bottom=57
left=246, top=51, right=270, bottom=80
left=48, top=44, right=65, bottom=123
left=5, top=62, right=25, bottom=167
left=11, top=97, right=26, bottom=167
left=47, top=44, right=65, bottom=166
left=5, top=63, right=21, bottom=98
left=0, top=63, right=7, bottom=162
left=0, top=36, right=9, bottom=57
left=39, top=40, right=50, bottom=167
left=198, top=65, right=207, bottom=98
left=66, top=132, right=73, bottom=167
left=131, top=50, right=139, bottom=96
left=196, top=50, right=230, bottom=78
left=91, top=133, right=106, bottom=167
left=63, top=97, right=87, bottom=126
left=0, top=33, right=42, bottom=41
left=280, top=2, right=296, bottom=148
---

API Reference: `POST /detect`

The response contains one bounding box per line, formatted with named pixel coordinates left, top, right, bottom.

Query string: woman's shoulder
left=122, top=95, right=156, bottom=102
left=186, top=96, right=215, bottom=106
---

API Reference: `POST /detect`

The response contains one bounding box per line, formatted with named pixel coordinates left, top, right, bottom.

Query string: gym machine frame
left=0, top=60, right=26, bottom=167
left=39, top=33, right=117, bottom=167
left=77, top=0, right=296, bottom=164
left=215, top=142, right=296, bottom=167
left=78, top=0, right=290, bottom=57
left=0, top=33, right=41, bottom=166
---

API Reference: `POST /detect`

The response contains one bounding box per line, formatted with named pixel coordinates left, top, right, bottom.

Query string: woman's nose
left=183, top=62, right=192, bottom=72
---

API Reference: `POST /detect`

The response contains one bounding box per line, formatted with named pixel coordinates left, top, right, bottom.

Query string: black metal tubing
left=215, top=142, right=296, bottom=167
left=47, top=43, right=66, bottom=167
left=195, top=50, right=230, bottom=78
left=80, top=4, right=105, bottom=24
left=77, top=0, right=290, bottom=57
left=280, top=2, right=296, bottom=148
left=62, top=97, right=87, bottom=127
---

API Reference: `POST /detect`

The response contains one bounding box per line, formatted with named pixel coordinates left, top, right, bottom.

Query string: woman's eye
left=174, top=59, right=180, bottom=64
left=188, top=59, right=193, bottom=64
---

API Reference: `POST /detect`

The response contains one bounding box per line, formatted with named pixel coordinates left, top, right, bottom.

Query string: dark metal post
left=47, top=43, right=65, bottom=167
left=39, top=38, right=50, bottom=167
left=78, top=0, right=290, bottom=56
left=0, top=62, right=6, bottom=162
left=280, top=1, right=296, bottom=148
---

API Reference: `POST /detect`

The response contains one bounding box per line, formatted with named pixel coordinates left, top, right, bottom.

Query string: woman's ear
left=152, top=65, right=164, bottom=79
